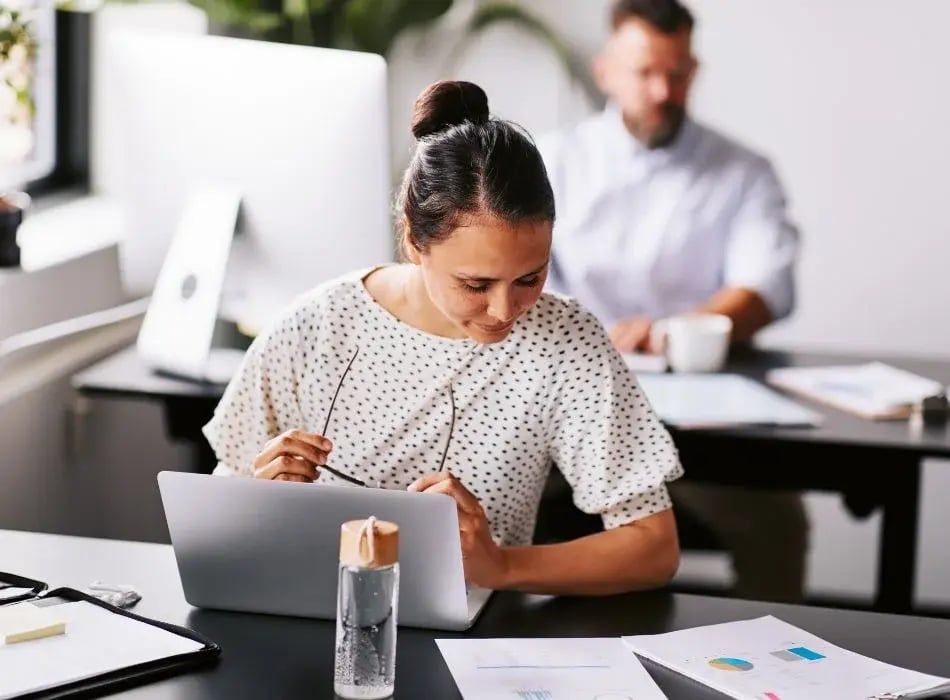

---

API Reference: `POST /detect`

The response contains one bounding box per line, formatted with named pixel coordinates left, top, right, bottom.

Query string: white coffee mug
left=654, top=313, right=733, bottom=373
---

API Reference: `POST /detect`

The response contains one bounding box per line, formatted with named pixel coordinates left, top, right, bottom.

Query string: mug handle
left=649, top=318, right=669, bottom=355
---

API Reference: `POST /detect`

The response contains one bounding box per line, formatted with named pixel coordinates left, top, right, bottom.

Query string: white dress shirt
left=538, top=105, right=799, bottom=328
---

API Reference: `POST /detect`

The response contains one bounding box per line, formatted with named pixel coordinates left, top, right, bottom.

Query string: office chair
left=533, top=468, right=726, bottom=553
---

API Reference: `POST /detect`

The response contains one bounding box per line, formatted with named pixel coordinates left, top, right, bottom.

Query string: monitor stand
left=136, top=187, right=242, bottom=384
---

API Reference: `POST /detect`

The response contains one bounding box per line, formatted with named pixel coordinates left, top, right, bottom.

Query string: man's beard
left=625, top=103, right=687, bottom=149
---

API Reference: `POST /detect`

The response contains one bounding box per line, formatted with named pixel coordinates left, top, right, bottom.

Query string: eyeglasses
left=318, top=345, right=456, bottom=488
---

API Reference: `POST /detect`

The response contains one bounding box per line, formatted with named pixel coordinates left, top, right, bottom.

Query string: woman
left=203, top=80, right=682, bottom=595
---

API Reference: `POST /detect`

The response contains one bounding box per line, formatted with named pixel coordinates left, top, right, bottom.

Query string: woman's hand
left=408, top=472, right=509, bottom=589
left=253, top=430, right=332, bottom=483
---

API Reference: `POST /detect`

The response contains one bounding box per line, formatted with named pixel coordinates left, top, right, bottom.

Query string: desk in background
left=675, top=346, right=950, bottom=614
left=72, top=347, right=224, bottom=472
left=5, top=528, right=950, bottom=700
left=72, top=345, right=950, bottom=613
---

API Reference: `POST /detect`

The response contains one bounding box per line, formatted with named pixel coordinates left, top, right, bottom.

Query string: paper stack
left=767, top=362, right=945, bottom=420
left=437, top=637, right=668, bottom=699
left=624, top=615, right=950, bottom=700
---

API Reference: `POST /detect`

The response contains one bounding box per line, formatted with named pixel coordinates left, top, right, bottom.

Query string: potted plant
left=0, top=0, right=39, bottom=170
left=0, top=190, right=30, bottom=267
left=190, top=0, right=455, bottom=52
left=174, top=0, right=595, bottom=104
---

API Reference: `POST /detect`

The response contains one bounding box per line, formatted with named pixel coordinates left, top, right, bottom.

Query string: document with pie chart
left=623, top=615, right=950, bottom=700
left=436, top=637, right=667, bottom=700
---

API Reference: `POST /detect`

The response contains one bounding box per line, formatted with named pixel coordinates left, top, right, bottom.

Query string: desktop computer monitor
left=108, top=31, right=393, bottom=341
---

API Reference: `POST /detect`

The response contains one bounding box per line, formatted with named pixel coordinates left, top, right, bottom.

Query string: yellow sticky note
left=0, top=602, right=66, bottom=644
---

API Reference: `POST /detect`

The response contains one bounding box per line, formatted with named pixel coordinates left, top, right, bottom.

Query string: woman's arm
left=538, top=302, right=684, bottom=592
left=409, top=472, right=679, bottom=595
left=501, top=509, right=679, bottom=595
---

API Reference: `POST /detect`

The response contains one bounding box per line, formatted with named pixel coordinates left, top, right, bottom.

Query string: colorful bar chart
left=771, top=646, right=827, bottom=662
left=770, top=649, right=802, bottom=662
left=788, top=646, right=826, bottom=661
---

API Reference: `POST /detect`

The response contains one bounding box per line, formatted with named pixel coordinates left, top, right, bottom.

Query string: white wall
left=688, top=0, right=950, bottom=359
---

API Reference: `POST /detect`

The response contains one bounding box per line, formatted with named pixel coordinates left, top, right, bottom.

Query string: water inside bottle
left=334, top=563, right=399, bottom=699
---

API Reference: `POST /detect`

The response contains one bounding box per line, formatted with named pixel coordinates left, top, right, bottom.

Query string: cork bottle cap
left=339, top=517, right=399, bottom=568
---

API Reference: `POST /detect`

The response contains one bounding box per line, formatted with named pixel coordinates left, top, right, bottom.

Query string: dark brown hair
left=398, top=80, right=555, bottom=252
left=611, top=0, right=694, bottom=34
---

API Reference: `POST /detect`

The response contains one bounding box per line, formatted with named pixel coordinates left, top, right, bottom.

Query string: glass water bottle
left=334, top=517, right=399, bottom=699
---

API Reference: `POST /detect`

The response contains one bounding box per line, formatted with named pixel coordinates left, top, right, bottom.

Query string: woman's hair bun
left=410, top=80, right=490, bottom=140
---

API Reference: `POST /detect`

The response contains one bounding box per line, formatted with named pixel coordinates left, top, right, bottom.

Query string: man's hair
left=610, top=0, right=695, bottom=34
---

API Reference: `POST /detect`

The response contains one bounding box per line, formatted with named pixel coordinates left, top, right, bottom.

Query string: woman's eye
left=462, top=275, right=541, bottom=293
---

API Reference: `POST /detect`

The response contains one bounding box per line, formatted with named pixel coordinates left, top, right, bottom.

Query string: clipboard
left=0, top=572, right=46, bottom=607
left=0, top=571, right=221, bottom=699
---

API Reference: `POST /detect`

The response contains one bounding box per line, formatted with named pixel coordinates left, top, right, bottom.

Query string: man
left=540, top=0, right=807, bottom=602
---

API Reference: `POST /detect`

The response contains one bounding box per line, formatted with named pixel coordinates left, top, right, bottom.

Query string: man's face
left=596, top=18, right=697, bottom=148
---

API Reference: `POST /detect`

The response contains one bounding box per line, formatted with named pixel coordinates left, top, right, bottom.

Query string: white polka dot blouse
left=203, top=267, right=683, bottom=547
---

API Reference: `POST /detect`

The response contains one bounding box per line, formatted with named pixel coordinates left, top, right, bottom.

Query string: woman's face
left=409, top=214, right=553, bottom=344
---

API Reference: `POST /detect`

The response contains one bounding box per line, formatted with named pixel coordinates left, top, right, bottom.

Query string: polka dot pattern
left=203, top=268, right=683, bottom=546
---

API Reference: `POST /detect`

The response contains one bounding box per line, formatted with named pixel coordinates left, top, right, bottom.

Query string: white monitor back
left=135, top=187, right=241, bottom=381
left=109, top=32, right=393, bottom=331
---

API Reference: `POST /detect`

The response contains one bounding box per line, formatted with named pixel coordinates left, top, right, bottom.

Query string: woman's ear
left=401, top=227, right=422, bottom=265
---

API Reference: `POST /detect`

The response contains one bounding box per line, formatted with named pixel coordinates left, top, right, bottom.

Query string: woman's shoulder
left=522, top=291, right=608, bottom=338
left=257, top=268, right=377, bottom=341
left=512, top=293, right=614, bottom=365
left=293, top=266, right=384, bottom=314
left=511, top=294, right=621, bottom=388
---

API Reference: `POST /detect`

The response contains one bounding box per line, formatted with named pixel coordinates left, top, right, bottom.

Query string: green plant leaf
left=283, top=0, right=307, bottom=19
left=345, top=0, right=453, bottom=55
left=461, top=2, right=601, bottom=107
left=469, top=3, right=571, bottom=60
left=186, top=0, right=283, bottom=32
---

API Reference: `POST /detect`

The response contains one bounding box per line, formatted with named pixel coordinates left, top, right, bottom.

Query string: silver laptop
left=157, top=471, right=492, bottom=631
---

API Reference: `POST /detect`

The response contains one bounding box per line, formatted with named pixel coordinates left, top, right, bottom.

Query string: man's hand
left=409, top=472, right=509, bottom=589
left=609, top=316, right=658, bottom=353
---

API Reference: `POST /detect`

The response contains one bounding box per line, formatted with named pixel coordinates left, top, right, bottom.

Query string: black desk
left=5, top=529, right=950, bottom=700
left=72, top=345, right=950, bottom=613
left=72, top=347, right=224, bottom=471
left=677, top=346, right=950, bottom=614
